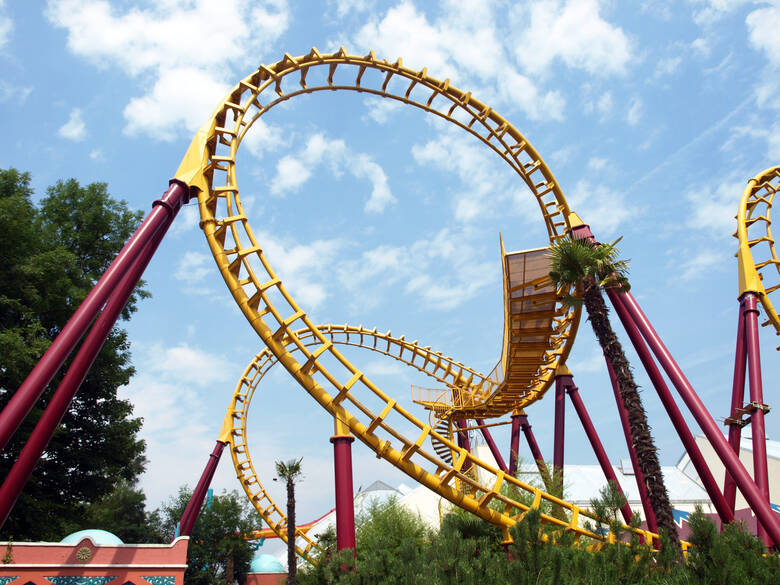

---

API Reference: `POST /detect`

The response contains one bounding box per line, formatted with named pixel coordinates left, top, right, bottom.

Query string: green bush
left=297, top=497, right=779, bottom=585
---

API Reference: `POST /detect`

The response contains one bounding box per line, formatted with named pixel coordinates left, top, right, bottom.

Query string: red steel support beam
left=330, top=433, right=357, bottom=552
left=725, top=302, right=748, bottom=513
left=619, top=290, right=780, bottom=548
left=180, top=440, right=227, bottom=536
left=517, top=413, right=550, bottom=486
left=457, top=419, right=472, bottom=471
left=566, top=384, right=633, bottom=524
left=509, top=413, right=521, bottom=476
left=0, top=214, right=172, bottom=529
left=608, top=289, right=733, bottom=524
left=606, top=359, right=658, bottom=533
left=476, top=418, right=508, bottom=473
left=743, top=292, right=771, bottom=546
left=0, top=180, right=191, bottom=452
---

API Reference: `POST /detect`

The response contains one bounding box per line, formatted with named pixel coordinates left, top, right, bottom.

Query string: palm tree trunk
left=287, top=477, right=296, bottom=585
left=581, top=276, right=681, bottom=552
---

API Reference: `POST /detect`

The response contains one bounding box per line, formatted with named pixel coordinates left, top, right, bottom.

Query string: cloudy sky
left=2, top=0, right=779, bottom=536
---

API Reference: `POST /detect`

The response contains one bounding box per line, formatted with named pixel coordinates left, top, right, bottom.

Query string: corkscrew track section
left=226, top=325, right=687, bottom=563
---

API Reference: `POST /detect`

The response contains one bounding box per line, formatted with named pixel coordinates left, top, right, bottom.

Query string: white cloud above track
left=45, top=0, right=289, bottom=140
left=351, top=0, right=566, bottom=121
left=511, top=0, right=633, bottom=77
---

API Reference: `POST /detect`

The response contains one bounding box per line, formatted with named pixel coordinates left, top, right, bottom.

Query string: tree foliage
left=0, top=169, right=148, bottom=540
left=299, top=498, right=779, bottom=585
left=154, top=487, right=261, bottom=585
left=276, top=458, right=304, bottom=585
left=548, top=235, right=680, bottom=553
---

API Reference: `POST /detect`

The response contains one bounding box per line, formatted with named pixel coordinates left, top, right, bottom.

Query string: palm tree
left=548, top=235, right=680, bottom=552
left=275, top=458, right=304, bottom=585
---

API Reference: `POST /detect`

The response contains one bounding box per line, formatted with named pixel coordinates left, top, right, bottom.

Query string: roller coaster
left=0, top=49, right=777, bottom=559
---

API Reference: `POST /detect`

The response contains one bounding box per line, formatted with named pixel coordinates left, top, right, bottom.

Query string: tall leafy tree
left=548, top=235, right=680, bottom=553
left=276, top=458, right=304, bottom=585
left=0, top=169, right=148, bottom=540
left=154, top=487, right=260, bottom=585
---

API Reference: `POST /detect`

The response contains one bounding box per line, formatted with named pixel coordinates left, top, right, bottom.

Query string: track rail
left=176, top=48, right=580, bottom=421
left=737, top=165, right=780, bottom=345
left=226, top=325, right=687, bottom=563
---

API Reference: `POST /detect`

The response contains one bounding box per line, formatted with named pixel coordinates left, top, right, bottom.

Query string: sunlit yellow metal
left=226, top=325, right=689, bottom=561
left=736, top=166, right=780, bottom=342
left=178, top=47, right=580, bottom=417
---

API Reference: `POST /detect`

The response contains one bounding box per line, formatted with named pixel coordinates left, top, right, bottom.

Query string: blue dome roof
left=60, top=529, right=123, bottom=545
left=249, top=554, right=285, bottom=573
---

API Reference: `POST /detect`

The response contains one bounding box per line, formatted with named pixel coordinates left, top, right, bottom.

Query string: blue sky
left=1, top=0, right=779, bottom=529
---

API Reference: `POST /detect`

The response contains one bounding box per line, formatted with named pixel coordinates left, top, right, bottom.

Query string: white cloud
left=270, top=133, right=396, bottom=213
left=58, top=108, right=86, bottom=141
left=258, top=230, right=344, bottom=309
left=585, top=91, right=613, bottom=120
left=241, top=118, right=288, bottom=158
left=626, top=96, right=643, bottom=126
left=328, top=0, right=371, bottom=18
left=692, top=0, right=753, bottom=27
left=120, top=341, right=240, bottom=506
left=567, top=179, right=635, bottom=236
left=654, top=55, right=683, bottom=78
left=512, top=0, right=633, bottom=77
left=411, top=126, right=543, bottom=223
left=0, top=0, right=12, bottom=50
left=588, top=157, right=608, bottom=171
left=174, top=251, right=213, bottom=284
left=0, top=81, right=31, bottom=103
left=679, top=249, right=725, bottom=280
left=685, top=176, right=745, bottom=234
left=89, top=148, right=103, bottom=161
left=339, top=227, right=495, bottom=310
left=46, top=0, right=289, bottom=140
left=363, top=99, right=403, bottom=124
left=747, top=4, right=780, bottom=66
left=352, top=1, right=565, bottom=122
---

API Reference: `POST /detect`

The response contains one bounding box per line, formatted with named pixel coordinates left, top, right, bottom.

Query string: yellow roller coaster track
left=173, top=48, right=689, bottom=559
left=736, top=165, right=780, bottom=347
left=225, top=325, right=690, bottom=564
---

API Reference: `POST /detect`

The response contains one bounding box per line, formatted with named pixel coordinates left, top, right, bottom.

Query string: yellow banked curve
left=226, top=325, right=689, bottom=565
left=737, top=165, right=780, bottom=344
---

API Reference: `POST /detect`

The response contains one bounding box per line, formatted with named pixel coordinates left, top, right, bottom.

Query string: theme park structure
left=0, top=49, right=778, bottom=569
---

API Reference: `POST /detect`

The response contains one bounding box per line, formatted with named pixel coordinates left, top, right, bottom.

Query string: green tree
left=69, top=480, right=161, bottom=544
left=548, top=235, right=680, bottom=553
left=0, top=169, right=148, bottom=540
left=276, top=458, right=304, bottom=585
left=155, top=487, right=260, bottom=585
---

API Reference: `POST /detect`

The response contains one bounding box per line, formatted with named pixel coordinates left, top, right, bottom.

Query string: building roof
left=60, top=529, right=123, bottom=545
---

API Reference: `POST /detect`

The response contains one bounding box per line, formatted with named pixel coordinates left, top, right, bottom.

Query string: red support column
left=566, top=384, right=633, bottom=524
left=518, top=413, right=550, bottom=485
left=725, top=302, right=748, bottom=512
left=606, top=359, right=658, bottom=533
left=476, top=418, right=508, bottom=473
left=509, top=413, right=521, bottom=476
left=457, top=419, right=472, bottom=471
left=619, top=290, right=780, bottom=548
left=0, top=180, right=191, bottom=452
left=331, top=418, right=356, bottom=553
left=180, top=440, right=227, bottom=536
left=608, top=289, right=733, bottom=524
left=0, top=214, right=172, bottom=529
left=743, top=292, right=771, bottom=546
